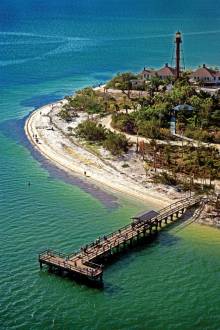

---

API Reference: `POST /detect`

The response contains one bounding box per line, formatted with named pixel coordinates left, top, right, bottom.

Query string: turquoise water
left=1, top=1, right=220, bottom=329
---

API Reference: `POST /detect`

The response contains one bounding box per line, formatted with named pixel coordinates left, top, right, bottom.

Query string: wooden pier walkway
left=39, top=195, right=202, bottom=285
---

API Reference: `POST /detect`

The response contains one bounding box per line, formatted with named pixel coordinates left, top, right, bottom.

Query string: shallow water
left=1, top=1, right=220, bottom=329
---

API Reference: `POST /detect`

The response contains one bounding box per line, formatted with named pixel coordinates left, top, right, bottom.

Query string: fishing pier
left=39, top=196, right=202, bottom=285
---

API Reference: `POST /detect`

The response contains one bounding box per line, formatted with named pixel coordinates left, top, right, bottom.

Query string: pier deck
left=39, top=196, right=202, bottom=284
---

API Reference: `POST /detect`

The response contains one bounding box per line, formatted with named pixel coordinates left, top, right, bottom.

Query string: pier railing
left=39, top=249, right=67, bottom=259
left=38, top=196, right=203, bottom=283
left=40, top=196, right=202, bottom=259
left=39, top=250, right=102, bottom=277
left=158, top=195, right=200, bottom=216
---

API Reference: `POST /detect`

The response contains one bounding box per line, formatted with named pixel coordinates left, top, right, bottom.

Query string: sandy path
left=100, top=114, right=220, bottom=150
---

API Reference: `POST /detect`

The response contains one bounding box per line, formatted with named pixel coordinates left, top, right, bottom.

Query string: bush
left=180, top=182, right=214, bottom=193
left=106, top=72, right=137, bottom=90
left=184, top=128, right=214, bottom=143
left=104, top=132, right=129, bottom=156
left=70, top=87, right=105, bottom=114
left=138, top=120, right=162, bottom=139
left=58, top=109, right=72, bottom=122
left=75, top=120, right=107, bottom=142
left=75, top=120, right=129, bottom=155
left=111, top=113, right=137, bottom=134
left=122, top=163, right=129, bottom=168
left=159, top=128, right=173, bottom=140
left=153, top=172, right=178, bottom=186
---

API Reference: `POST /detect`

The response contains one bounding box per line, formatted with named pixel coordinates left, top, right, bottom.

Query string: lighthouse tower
left=175, top=31, right=182, bottom=79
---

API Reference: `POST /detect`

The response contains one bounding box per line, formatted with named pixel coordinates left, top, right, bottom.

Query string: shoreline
left=24, top=100, right=175, bottom=208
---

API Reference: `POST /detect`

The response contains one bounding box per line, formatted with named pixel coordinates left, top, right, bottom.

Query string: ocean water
left=0, top=1, right=220, bottom=329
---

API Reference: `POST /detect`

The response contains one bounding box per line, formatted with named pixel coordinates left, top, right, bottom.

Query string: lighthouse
left=175, top=31, right=182, bottom=79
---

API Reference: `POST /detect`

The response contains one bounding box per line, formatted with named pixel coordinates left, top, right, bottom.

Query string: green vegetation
left=121, top=163, right=129, bottom=168
left=70, top=87, right=105, bottom=114
left=103, top=132, right=129, bottom=156
left=153, top=172, right=214, bottom=193
left=108, top=76, right=220, bottom=142
left=62, top=88, right=106, bottom=115
left=111, top=103, right=172, bottom=140
left=58, top=108, right=78, bottom=122
left=143, top=142, right=220, bottom=190
left=62, top=74, right=220, bottom=143
left=60, top=72, right=220, bottom=192
left=111, top=113, right=137, bottom=134
left=153, top=172, right=178, bottom=186
left=106, top=72, right=138, bottom=93
left=75, top=120, right=129, bottom=156
left=75, top=120, right=106, bottom=142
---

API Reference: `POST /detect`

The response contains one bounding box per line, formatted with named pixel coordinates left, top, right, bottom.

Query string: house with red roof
left=131, top=64, right=177, bottom=89
left=140, top=64, right=176, bottom=80
left=140, top=68, right=156, bottom=80
left=190, top=64, right=220, bottom=85
left=156, top=64, right=176, bottom=80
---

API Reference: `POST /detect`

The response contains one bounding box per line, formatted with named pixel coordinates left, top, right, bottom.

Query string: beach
left=24, top=100, right=179, bottom=207
left=2, top=1, right=220, bottom=328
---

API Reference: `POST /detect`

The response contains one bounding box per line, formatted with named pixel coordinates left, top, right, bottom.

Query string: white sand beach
left=24, top=100, right=187, bottom=207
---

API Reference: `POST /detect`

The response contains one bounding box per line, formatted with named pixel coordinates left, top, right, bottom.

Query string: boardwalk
left=39, top=196, right=202, bottom=285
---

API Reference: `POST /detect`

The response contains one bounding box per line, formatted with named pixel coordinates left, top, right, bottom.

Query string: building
left=131, top=31, right=182, bottom=89
left=137, top=31, right=182, bottom=84
left=131, top=64, right=176, bottom=89
left=130, top=79, right=145, bottom=89
left=156, top=64, right=177, bottom=80
left=140, top=64, right=176, bottom=80
left=140, top=68, right=156, bottom=80
left=131, top=31, right=220, bottom=90
left=190, top=64, right=220, bottom=86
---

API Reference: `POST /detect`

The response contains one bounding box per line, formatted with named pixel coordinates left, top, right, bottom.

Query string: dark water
left=0, top=1, right=220, bottom=329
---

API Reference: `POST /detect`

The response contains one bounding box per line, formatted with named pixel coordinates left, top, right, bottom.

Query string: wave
left=0, top=32, right=94, bottom=67
left=0, top=40, right=64, bottom=45
left=0, top=57, right=40, bottom=67
left=1, top=29, right=219, bottom=68
left=98, top=30, right=220, bottom=42
left=0, top=31, right=90, bottom=41
left=185, top=30, right=220, bottom=36
left=1, top=28, right=220, bottom=43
